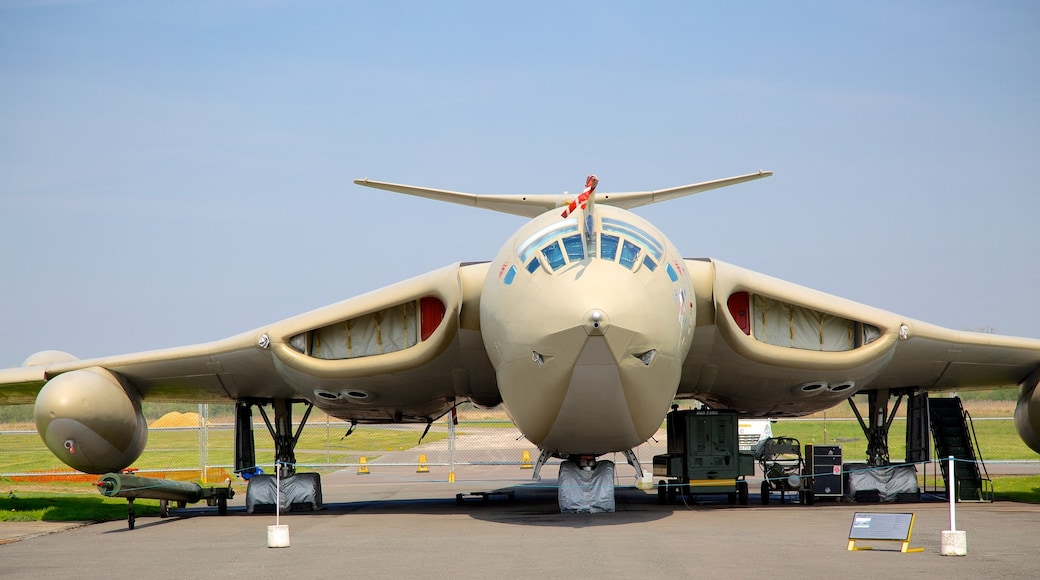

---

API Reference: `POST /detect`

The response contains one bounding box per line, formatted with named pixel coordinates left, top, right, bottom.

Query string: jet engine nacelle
left=1014, top=370, right=1040, bottom=455
left=34, top=367, right=148, bottom=474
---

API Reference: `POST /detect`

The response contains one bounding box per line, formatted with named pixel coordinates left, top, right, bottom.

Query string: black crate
left=854, top=489, right=881, bottom=503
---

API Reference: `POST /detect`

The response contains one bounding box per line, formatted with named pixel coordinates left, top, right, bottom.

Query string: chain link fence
left=1, top=395, right=1036, bottom=482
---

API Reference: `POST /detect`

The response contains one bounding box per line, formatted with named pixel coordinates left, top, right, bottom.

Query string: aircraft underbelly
left=538, top=337, right=640, bottom=454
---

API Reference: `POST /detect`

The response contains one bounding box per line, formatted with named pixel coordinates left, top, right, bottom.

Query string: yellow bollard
left=417, top=454, right=430, bottom=473
left=520, top=450, right=533, bottom=469
left=448, top=471, right=456, bottom=483
left=357, top=457, right=370, bottom=475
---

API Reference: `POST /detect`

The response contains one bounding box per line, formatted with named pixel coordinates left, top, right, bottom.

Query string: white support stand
left=940, top=456, right=966, bottom=556
left=267, top=462, right=290, bottom=548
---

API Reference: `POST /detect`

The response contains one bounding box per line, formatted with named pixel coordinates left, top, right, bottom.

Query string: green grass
left=992, top=476, right=1040, bottom=503
left=0, top=425, right=447, bottom=474
left=770, top=418, right=1037, bottom=463
left=0, top=485, right=160, bottom=522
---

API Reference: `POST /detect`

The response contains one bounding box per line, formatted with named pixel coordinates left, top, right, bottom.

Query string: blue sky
left=1, top=1, right=1038, bottom=367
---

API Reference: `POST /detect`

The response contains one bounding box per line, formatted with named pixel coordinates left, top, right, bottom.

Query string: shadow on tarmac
left=163, top=481, right=861, bottom=528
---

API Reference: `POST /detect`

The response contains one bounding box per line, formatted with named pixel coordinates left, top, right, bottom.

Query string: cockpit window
left=518, top=220, right=579, bottom=264
left=515, top=216, right=672, bottom=278
left=541, top=241, right=566, bottom=270
left=619, top=240, right=641, bottom=269
left=602, top=218, right=663, bottom=260
left=600, top=234, right=619, bottom=261
left=666, top=262, right=679, bottom=282
left=562, top=234, right=584, bottom=261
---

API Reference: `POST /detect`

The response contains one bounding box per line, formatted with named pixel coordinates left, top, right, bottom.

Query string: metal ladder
left=928, top=396, right=992, bottom=501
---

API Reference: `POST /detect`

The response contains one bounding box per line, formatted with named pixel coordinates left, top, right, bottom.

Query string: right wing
left=0, top=262, right=499, bottom=422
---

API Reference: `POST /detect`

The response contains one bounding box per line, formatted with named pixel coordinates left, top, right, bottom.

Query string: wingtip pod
left=22, top=350, right=79, bottom=367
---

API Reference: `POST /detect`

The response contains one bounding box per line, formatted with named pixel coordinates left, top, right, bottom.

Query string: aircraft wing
left=678, top=258, right=1040, bottom=416
left=0, top=262, right=498, bottom=423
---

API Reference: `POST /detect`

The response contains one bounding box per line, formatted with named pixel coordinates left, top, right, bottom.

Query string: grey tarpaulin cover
left=845, top=464, right=918, bottom=502
left=558, top=460, right=615, bottom=513
left=245, top=473, right=323, bottom=512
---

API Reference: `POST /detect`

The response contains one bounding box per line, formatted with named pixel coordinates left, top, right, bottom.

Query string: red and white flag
left=561, top=174, right=598, bottom=218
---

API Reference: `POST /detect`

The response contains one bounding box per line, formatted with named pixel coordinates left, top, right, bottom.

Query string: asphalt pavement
left=2, top=465, right=1039, bottom=579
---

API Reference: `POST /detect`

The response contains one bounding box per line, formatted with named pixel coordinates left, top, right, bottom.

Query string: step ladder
left=928, top=396, right=992, bottom=501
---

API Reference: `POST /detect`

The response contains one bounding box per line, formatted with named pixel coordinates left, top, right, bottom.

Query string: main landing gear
left=236, top=399, right=323, bottom=512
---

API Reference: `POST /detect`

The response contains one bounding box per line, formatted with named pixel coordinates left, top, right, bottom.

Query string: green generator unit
left=653, top=408, right=754, bottom=504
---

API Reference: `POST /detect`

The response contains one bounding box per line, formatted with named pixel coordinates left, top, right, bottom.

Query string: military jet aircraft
left=2, top=170, right=1038, bottom=508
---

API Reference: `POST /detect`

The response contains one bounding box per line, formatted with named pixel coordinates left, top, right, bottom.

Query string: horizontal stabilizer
left=353, top=170, right=771, bottom=218
left=353, top=179, right=564, bottom=218
left=595, top=171, right=772, bottom=209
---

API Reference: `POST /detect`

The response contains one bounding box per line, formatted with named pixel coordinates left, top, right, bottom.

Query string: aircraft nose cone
left=583, top=309, right=609, bottom=336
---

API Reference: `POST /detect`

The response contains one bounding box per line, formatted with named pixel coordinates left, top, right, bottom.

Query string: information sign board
left=847, top=512, right=923, bottom=553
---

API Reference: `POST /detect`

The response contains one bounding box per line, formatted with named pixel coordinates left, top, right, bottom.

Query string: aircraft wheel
left=760, top=480, right=770, bottom=505
left=738, top=481, right=749, bottom=505
left=159, top=499, right=169, bottom=518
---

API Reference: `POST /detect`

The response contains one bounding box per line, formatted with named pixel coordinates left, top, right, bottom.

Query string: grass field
left=0, top=424, right=447, bottom=475
left=770, top=417, right=1036, bottom=463
left=992, top=476, right=1040, bottom=502
left=0, top=487, right=161, bottom=522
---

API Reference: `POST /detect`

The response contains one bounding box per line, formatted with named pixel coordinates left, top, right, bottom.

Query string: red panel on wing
left=727, top=292, right=751, bottom=335
left=420, top=297, right=446, bottom=341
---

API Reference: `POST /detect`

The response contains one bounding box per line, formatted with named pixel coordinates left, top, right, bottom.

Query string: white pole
left=198, top=404, right=208, bottom=483
left=940, top=454, right=967, bottom=555
left=449, top=411, right=456, bottom=480
left=948, top=455, right=956, bottom=531
left=267, top=459, right=290, bottom=548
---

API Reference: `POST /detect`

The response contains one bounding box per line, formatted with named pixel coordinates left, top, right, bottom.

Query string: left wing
left=678, top=258, right=1040, bottom=416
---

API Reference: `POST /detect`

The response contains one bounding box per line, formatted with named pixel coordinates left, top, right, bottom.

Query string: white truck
left=738, top=419, right=773, bottom=453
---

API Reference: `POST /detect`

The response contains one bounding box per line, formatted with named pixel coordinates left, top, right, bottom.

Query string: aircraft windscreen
left=515, top=217, right=664, bottom=276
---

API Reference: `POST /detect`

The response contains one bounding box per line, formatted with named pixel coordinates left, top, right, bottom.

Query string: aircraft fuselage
left=480, top=205, right=695, bottom=456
